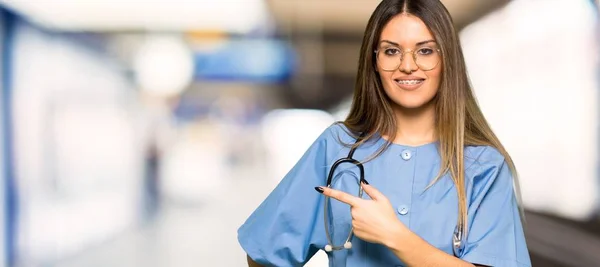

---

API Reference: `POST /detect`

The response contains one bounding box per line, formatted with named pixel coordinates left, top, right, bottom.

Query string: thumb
left=361, top=179, right=385, bottom=201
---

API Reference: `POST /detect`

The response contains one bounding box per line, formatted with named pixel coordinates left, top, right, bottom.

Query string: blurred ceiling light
left=0, top=0, right=269, bottom=34
left=193, top=39, right=296, bottom=82
left=133, top=35, right=194, bottom=97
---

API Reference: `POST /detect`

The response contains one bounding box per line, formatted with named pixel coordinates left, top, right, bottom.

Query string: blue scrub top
left=238, top=124, right=531, bottom=267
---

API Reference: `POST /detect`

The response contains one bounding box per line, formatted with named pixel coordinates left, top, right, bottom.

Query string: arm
left=385, top=151, right=528, bottom=267
left=237, top=127, right=335, bottom=266
left=319, top=161, right=522, bottom=267
left=385, top=228, right=481, bottom=267
left=319, top=183, right=481, bottom=267
left=317, top=147, right=529, bottom=266
left=385, top=149, right=529, bottom=267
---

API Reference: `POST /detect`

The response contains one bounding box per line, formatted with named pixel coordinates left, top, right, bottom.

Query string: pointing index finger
left=320, top=187, right=361, bottom=206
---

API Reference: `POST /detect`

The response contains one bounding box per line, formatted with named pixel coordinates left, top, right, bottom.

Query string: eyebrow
left=380, top=39, right=436, bottom=47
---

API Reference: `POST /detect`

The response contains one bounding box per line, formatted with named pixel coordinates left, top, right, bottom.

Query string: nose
left=399, top=51, right=418, bottom=73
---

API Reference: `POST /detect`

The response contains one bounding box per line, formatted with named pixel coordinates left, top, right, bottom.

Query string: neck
left=390, top=101, right=436, bottom=146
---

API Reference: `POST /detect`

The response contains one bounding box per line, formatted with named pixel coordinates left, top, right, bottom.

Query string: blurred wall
left=0, top=89, right=5, bottom=267
left=9, top=19, right=146, bottom=265
left=461, top=0, right=599, bottom=219
left=0, top=10, right=6, bottom=267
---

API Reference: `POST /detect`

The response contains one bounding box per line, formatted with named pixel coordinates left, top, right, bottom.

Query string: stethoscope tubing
left=322, top=134, right=464, bottom=256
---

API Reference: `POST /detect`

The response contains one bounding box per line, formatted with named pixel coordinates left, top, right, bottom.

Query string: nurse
left=238, top=0, right=531, bottom=266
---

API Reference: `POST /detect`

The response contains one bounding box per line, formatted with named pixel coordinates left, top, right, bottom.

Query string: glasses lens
left=377, top=48, right=401, bottom=71
left=415, top=47, right=440, bottom=71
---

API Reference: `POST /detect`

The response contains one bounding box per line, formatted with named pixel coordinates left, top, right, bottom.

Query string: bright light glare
left=133, top=35, right=194, bottom=97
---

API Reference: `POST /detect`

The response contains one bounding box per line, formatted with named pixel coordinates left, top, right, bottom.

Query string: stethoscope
left=321, top=136, right=465, bottom=257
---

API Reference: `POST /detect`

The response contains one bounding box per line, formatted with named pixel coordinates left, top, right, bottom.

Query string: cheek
left=378, top=72, right=394, bottom=91
left=426, top=68, right=442, bottom=92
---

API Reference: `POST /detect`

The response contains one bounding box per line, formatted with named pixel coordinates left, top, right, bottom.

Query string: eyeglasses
left=374, top=46, right=441, bottom=71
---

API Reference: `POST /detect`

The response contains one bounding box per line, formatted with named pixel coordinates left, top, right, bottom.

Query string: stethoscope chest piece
left=452, top=224, right=464, bottom=257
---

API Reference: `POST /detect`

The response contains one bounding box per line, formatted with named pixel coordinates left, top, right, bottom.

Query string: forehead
left=379, top=14, right=435, bottom=46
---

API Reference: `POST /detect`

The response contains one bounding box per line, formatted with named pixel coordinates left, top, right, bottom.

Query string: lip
left=394, top=76, right=425, bottom=91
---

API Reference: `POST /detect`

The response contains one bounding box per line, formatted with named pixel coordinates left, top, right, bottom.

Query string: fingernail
left=361, top=179, right=370, bottom=185
left=314, top=187, right=324, bottom=193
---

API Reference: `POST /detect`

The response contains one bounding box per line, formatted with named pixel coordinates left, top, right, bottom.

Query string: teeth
left=396, top=79, right=423, bottom=85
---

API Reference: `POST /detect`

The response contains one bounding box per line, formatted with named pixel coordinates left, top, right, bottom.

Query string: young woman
left=238, top=0, right=531, bottom=266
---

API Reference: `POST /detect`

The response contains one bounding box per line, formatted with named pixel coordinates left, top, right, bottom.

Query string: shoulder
left=318, top=122, right=359, bottom=145
left=314, top=122, right=379, bottom=160
left=464, top=145, right=512, bottom=184
left=465, top=145, right=506, bottom=167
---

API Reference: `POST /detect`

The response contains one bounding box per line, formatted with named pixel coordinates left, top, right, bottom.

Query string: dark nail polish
left=314, top=187, right=324, bottom=193
left=361, top=179, right=370, bottom=185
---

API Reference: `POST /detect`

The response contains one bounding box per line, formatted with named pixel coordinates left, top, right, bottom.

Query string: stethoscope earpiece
left=323, top=242, right=352, bottom=252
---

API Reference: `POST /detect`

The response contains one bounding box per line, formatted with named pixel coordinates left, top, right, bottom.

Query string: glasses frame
left=374, top=47, right=442, bottom=71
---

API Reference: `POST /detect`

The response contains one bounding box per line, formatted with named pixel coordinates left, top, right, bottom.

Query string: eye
left=384, top=48, right=400, bottom=56
left=417, top=47, right=435, bottom=56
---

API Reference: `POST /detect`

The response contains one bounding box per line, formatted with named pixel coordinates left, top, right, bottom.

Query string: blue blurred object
left=193, top=38, right=296, bottom=82
left=0, top=8, right=16, bottom=267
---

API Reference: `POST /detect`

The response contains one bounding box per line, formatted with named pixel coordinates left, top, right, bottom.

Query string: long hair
left=341, top=0, right=523, bottom=238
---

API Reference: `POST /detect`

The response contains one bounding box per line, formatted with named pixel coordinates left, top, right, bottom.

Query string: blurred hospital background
left=0, top=0, right=598, bottom=266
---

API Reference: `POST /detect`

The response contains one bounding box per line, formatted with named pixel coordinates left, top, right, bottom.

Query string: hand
left=316, top=180, right=407, bottom=247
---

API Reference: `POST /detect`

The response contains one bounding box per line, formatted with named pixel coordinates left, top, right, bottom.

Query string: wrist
left=384, top=221, right=410, bottom=252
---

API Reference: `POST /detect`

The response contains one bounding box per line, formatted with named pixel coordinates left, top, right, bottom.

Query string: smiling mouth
left=394, top=79, right=425, bottom=85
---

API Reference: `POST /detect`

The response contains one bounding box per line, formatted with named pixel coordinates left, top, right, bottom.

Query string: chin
left=385, top=84, right=438, bottom=111
left=392, top=97, right=434, bottom=110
